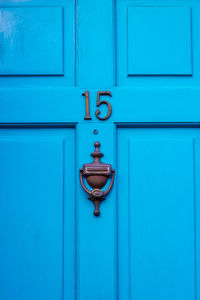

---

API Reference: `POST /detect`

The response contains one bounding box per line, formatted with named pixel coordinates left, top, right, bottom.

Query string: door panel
left=0, top=129, right=75, bottom=300
left=118, top=128, right=198, bottom=300
left=0, top=7, right=63, bottom=75
left=127, top=6, right=192, bottom=75
left=117, top=0, right=200, bottom=87
left=0, top=0, right=75, bottom=86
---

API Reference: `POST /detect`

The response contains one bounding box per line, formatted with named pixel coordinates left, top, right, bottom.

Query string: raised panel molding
left=127, top=6, right=192, bottom=75
left=0, top=7, right=64, bottom=75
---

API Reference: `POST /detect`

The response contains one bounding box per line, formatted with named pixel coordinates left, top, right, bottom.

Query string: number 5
left=95, top=91, right=112, bottom=121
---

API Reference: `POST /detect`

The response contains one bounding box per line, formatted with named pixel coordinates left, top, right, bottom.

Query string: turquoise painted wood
left=0, top=7, right=64, bottom=75
left=118, top=129, right=199, bottom=300
left=0, top=129, right=76, bottom=300
left=0, top=0, right=200, bottom=300
left=127, top=7, right=192, bottom=75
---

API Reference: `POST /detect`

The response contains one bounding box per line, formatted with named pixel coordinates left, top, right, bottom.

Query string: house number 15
left=82, top=91, right=112, bottom=121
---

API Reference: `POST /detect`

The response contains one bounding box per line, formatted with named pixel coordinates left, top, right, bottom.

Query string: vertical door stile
left=77, top=123, right=116, bottom=300
left=76, top=0, right=116, bottom=298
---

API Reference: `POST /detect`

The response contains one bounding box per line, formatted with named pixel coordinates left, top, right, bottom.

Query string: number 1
left=82, top=90, right=92, bottom=120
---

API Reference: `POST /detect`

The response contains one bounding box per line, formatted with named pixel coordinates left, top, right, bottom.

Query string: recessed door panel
left=0, top=7, right=63, bottom=75
left=0, top=129, right=75, bottom=300
left=118, top=128, right=199, bottom=300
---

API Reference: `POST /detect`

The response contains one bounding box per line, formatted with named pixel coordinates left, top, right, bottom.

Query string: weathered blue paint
left=0, top=0, right=199, bottom=300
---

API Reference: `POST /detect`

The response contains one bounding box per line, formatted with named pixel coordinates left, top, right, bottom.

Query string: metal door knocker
left=80, top=141, right=115, bottom=217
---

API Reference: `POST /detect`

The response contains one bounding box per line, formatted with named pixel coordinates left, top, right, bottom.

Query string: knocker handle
left=79, top=141, right=115, bottom=217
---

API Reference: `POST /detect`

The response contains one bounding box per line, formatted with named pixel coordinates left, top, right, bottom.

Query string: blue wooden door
left=0, top=0, right=199, bottom=300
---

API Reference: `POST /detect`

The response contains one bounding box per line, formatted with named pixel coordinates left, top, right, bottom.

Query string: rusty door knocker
left=80, top=141, right=115, bottom=216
